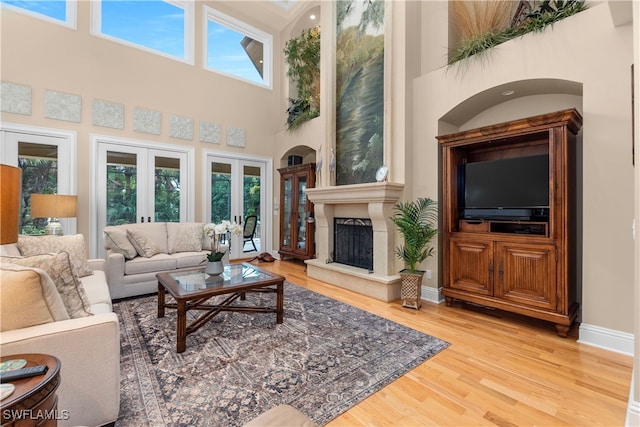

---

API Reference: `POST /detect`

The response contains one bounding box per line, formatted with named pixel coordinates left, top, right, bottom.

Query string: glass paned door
left=296, top=174, right=307, bottom=251
left=207, top=155, right=266, bottom=259
left=281, top=175, right=293, bottom=250
left=96, top=141, right=188, bottom=256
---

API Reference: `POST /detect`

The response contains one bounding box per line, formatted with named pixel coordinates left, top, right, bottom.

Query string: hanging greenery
left=449, top=0, right=588, bottom=66
left=283, top=26, right=321, bottom=131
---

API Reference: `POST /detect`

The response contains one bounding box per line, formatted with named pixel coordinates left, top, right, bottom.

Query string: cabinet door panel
left=449, top=237, right=493, bottom=295
left=495, top=242, right=556, bottom=310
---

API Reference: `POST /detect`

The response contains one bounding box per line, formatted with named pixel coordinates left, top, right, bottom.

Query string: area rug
left=113, top=282, right=449, bottom=426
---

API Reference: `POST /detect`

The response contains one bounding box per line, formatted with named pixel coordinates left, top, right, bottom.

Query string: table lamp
left=0, top=164, right=22, bottom=244
left=30, top=194, right=77, bottom=236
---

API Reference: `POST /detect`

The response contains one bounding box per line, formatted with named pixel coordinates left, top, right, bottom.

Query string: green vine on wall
left=284, top=26, right=321, bottom=131
left=449, top=0, right=588, bottom=66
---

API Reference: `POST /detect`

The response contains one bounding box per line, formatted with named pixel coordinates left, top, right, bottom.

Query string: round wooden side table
left=1, top=354, right=61, bottom=427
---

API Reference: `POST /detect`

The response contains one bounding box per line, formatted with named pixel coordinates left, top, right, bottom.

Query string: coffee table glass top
left=169, top=263, right=276, bottom=293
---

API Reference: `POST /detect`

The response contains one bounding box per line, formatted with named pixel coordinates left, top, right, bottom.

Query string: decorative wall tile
left=169, top=115, right=193, bottom=140
left=1, top=81, right=32, bottom=115
left=92, top=99, right=124, bottom=129
left=227, top=127, right=246, bottom=148
left=199, top=121, right=221, bottom=144
left=133, top=108, right=161, bottom=135
left=44, top=90, right=81, bottom=123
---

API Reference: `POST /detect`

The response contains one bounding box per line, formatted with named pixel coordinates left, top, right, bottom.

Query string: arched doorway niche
left=280, top=145, right=316, bottom=169
left=438, top=78, right=583, bottom=133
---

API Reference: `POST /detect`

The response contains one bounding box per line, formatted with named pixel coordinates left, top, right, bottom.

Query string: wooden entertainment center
left=437, top=109, right=582, bottom=336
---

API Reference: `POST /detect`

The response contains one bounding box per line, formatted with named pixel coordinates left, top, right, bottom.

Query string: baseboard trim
left=422, top=286, right=444, bottom=304
left=626, top=368, right=640, bottom=427
left=578, top=323, right=635, bottom=356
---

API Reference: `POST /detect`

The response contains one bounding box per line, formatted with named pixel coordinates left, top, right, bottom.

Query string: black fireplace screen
left=333, top=218, right=373, bottom=271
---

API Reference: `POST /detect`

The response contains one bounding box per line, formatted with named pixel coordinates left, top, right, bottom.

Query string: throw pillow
left=1, top=252, right=92, bottom=318
left=0, top=264, right=70, bottom=332
left=167, top=223, right=204, bottom=253
left=127, top=229, right=160, bottom=258
left=17, top=234, right=93, bottom=278
left=104, top=227, right=138, bottom=259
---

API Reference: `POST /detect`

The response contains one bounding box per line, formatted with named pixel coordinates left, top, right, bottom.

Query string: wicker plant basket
left=399, top=269, right=425, bottom=309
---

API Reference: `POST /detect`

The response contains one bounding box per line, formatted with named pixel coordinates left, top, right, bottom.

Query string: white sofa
left=0, top=238, right=120, bottom=427
left=104, top=222, right=229, bottom=300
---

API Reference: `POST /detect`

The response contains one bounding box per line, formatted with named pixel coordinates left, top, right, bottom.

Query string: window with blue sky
left=204, top=6, right=273, bottom=89
left=2, top=0, right=76, bottom=28
left=91, top=0, right=194, bottom=64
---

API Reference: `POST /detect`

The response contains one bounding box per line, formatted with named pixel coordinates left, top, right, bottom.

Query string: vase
left=205, top=261, right=224, bottom=276
left=399, top=269, right=425, bottom=309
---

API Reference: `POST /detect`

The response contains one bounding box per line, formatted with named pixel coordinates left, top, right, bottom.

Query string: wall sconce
left=0, top=164, right=22, bottom=245
left=30, top=194, right=77, bottom=236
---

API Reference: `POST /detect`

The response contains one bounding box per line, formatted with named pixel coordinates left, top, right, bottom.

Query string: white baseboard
left=578, top=323, right=635, bottom=356
left=422, top=286, right=444, bottom=304
left=626, top=369, right=640, bottom=427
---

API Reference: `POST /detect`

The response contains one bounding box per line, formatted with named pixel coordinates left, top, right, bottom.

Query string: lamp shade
left=31, top=194, right=78, bottom=219
left=0, top=164, right=22, bottom=245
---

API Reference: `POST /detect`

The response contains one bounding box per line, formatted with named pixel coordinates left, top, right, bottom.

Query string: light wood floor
left=251, top=259, right=633, bottom=427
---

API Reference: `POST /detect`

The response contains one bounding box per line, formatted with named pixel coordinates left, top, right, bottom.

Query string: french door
left=205, top=153, right=270, bottom=259
left=93, top=136, right=193, bottom=257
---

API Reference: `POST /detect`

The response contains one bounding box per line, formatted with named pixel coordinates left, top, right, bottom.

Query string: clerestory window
left=203, top=6, right=272, bottom=89
left=91, top=0, right=194, bottom=64
left=1, top=0, right=77, bottom=29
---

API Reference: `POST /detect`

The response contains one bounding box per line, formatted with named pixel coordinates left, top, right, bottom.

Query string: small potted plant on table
left=390, top=197, right=438, bottom=309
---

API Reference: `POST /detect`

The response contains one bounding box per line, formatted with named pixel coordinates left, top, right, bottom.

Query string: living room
left=1, top=1, right=639, bottom=426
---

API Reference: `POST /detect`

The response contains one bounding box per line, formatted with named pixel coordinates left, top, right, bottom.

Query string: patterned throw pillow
left=127, top=229, right=160, bottom=258
left=0, top=264, right=70, bottom=331
left=17, top=234, right=93, bottom=278
left=167, top=223, right=204, bottom=253
left=1, top=252, right=92, bottom=318
left=104, top=227, right=138, bottom=259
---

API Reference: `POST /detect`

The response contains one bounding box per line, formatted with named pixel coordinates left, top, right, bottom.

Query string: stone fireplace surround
left=304, top=182, right=404, bottom=301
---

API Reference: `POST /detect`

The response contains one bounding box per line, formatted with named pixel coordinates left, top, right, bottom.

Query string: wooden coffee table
left=157, top=263, right=285, bottom=353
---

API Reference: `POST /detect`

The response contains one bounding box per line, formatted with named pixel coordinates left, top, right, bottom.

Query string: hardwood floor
left=252, top=259, right=633, bottom=426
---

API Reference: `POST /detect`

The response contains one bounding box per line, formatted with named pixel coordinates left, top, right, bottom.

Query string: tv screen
left=464, top=154, right=549, bottom=211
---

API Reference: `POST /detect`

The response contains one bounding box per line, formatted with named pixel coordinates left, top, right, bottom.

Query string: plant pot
left=205, top=261, right=224, bottom=276
left=399, top=269, right=425, bottom=309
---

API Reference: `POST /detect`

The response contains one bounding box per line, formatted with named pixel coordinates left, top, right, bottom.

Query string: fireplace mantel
left=304, top=182, right=405, bottom=301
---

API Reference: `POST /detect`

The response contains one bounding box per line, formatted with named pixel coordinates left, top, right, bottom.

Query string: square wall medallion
left=44, top=90, right=81, bottom=123
left=1, top=81, right=32, bottom=115
left=227, top=127, right=246, bottom=148
left=170, top=115, right=194, bottom=140
left=93, top=99, right=124, bottom=129
left=200, top=121, right=221, bottom=144
left=133, top=108, right=162, bottom=135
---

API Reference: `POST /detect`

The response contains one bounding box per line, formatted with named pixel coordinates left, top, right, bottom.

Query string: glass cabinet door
left=282, top=176, right=293, bottom=249
left=296, top=175, right=307, bottom=252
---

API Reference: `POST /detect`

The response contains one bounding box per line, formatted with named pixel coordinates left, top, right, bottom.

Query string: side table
left=1, top=354, right=62, bottom=427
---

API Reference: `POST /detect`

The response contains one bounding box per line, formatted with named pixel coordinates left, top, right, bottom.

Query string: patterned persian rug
left=113, top=282, right=449, bottom=426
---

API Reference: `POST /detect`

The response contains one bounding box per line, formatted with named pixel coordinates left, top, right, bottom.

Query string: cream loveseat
left=0, top=234, right=120, bottom=427
left=104, top=222, right=228, bottom=299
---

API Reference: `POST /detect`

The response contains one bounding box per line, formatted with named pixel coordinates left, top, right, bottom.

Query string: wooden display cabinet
left=437, top=109, right=582, bottom=336
left=278, top=163, right=316, bottom=261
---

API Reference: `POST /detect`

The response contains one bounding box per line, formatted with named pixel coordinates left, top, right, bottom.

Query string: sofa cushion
left=167, top=222, right=204, bottom=253
left=1, top=252, right=92, bottom=319
left=127, top=229, right=161, bottom=258
left=17, top=234, right=93, bottom=277
left=80, top=270, right=112, bottom=310
left=103, top=227, right=137, bottom=259
left=124, top=253, right=177, bottom=275
left=0, top=264, right=70, bottom=331
left=172, top=251, right=208, bottom=269
left=127, top=222, right=169, bottom=253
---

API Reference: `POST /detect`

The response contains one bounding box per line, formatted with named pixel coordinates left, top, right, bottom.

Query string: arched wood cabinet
left=437, top=109, right=582, bottom=337
left=278, top=163, right=316, bottom=261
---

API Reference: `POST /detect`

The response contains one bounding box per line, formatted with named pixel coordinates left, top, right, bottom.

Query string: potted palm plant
left=390, top=197, right=438, bottom=309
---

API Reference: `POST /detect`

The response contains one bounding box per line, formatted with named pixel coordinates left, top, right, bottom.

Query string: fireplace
left=334, top=218, right=373, bottom=271
left=304, top=182, right=404, bottom=301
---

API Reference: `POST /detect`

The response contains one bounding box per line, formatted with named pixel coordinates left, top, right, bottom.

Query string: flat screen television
left=463, top=154, right=549, bottom=220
